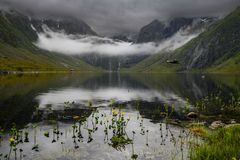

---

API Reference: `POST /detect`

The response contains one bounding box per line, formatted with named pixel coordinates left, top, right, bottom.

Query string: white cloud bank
left=35, top=26, right=201, bottom=56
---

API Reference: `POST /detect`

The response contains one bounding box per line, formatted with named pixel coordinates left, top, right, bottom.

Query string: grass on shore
left=190, top=125, right=240, bottom=160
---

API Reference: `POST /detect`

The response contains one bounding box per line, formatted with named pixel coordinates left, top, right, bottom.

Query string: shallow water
left=0, top=109, right=190, bottom=160
left=0, top=73, right=239, bottom=160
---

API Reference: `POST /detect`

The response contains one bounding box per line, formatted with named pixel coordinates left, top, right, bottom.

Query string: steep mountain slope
left=129, top=7, right=240, bottom=73
left=31, top=18, right=97, bottom=36
left=84, top=17, right=213, bottom=71
left=0, top=11, right=37, bottom=47
left=0, top=10, right=101, bottom=72
left=137, top=17, right=215, bottom=43
left=137, top=19, right=165, bottom=43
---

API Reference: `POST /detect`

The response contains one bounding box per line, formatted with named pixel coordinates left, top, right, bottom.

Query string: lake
left=0, top=73, right=239, bottom=160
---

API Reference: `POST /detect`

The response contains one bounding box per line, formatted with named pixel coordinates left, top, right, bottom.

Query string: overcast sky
left=0, top=0, right=239, bottom=35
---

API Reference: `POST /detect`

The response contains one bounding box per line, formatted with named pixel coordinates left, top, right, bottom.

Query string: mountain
left=112, top=33, right=138, bottom=42
left=1, top=8, right=239, bottom=73
left=31, top=18, right=97, bottom=36
left=128, top=7, right=240, bottom=73
left=112, top=35, right=132, bottom=42
left=137, top=19, right=164, bottom=43
left=0, top=10, right=101, bottom=72
left=0, top=11, right=38, bottom=47
left=137, top=17, right=215, bottom=43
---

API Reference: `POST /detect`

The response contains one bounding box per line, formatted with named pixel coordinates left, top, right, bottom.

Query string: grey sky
left=0, top=0, right=239, bottom=35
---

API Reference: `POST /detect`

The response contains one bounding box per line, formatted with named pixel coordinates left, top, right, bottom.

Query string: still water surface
left=0, top=73, right=239, bottom=160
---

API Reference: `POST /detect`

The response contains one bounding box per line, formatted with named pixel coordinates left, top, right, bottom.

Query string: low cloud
left=35, top=26, right=201, bottom=56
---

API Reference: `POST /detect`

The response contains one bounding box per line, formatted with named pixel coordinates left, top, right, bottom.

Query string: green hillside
left=0, top=43, right=101, bottom=72
left=0, top=11, right=101, bottom=72
left=122, top=51, right=179, bottom=73
left=207, top=51, right=240, bottom=73
left=127, top=7, right=240, bottom=73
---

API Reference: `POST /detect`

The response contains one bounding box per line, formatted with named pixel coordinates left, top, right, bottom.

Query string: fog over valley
left=34, top=25, right=202, bottom=56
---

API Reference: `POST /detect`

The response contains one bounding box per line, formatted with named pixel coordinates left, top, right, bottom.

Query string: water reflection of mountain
left=129, top=73, right=240, bottom=102
left=79, top=73, right=149, bottom=90
left=0, top=74, right=98, bottom=128
left=0, top=73, right=239, bottom=128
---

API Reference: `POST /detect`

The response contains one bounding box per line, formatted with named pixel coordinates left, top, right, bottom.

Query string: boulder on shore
left=210, top=121, right=225, bottom=129
left=187, top=112, right=198, bottom=119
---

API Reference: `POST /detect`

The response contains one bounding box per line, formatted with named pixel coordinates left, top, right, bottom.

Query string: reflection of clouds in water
left=36, top=87, right=188, bottom=110
left=0, top=110, right=188, bottom=160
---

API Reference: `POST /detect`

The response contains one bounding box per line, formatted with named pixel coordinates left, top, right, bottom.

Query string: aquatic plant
left=32, top=124, right=38, bottom=145
left=107, top=108, right=133, bottom=151
left=8, top=125, right=20, bottom=160
left=110, top=135, right=132, bottom=151
left=112, top=109, right=118, bottom=117
left=44, top=131, right=49, bottom=138
left=87, top=128, right=93, bottom=143
left=195, top=92, right=240, bottom=117
left=77, top=121, right=83, bottom=139
left=0, top=127, right=3, bottom=145
left=110, top=99, right=116, bottom=107
left=145, top=129, right=149, bottom=146
left=2, top=96, right=238, bottom=160
left=130, top=131, right=138, bottom=159
left=131, top=154, right=138, bottom=160
left=87, top=100, right=93, bottom=107
left=24, top=131, right=29, bottom=143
